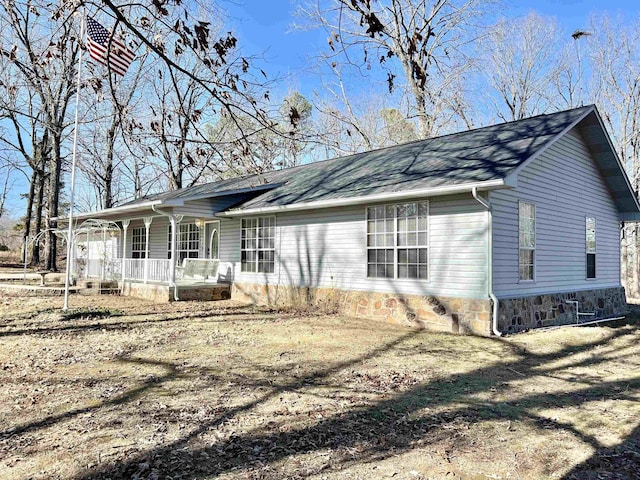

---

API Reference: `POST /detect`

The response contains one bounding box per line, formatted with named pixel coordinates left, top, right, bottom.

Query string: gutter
left=472, top=187, right=502, bottom=337
left=55, top=199, right=184, bottom=222
left=219, top=179, right=509, bottom=217
left=151, top=205, right=180, bottom=301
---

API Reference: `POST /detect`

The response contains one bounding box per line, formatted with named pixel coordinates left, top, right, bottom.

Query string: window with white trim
left=131, top=227, right=146, bottom=259
left=586, top=217, right=596, bottom=279
left=519, top=201, right=535, bottom=281
left=366, top=201, right=429, bottom=279
left=241, top=216, right=275, bottom=273
left=167, top=223, right=200, bottom=263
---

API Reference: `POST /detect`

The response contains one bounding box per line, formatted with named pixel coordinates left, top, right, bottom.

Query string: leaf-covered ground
left=0, top=293, right=639, bottom=479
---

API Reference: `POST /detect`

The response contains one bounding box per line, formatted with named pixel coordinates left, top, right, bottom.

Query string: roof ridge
left=119, top=105, right=596, bottom=208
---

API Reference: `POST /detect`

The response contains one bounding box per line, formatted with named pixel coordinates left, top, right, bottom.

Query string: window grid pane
left=586, top=217, right=596, bottom=253
left=367, top=201, right=428, bottom=279
left=586, top=217, right=596, bottom=279
left=241, top=216, right=275, bottom=273
left=168, top=223, right=200, bottom=263
left=586, top=253, right=596, bottom=279
left=519, top=202, right=535, bottom=281
left=131, top=227, right=147, bottom=259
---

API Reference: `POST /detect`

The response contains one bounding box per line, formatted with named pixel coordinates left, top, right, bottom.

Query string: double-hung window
left=586, top=217, right=596, bottom=279
left=131, top=227, right=147, bottom=259
left=366, top=201, right=429, bottom=279
left=167, top=223, right=200, bottom=263
left=241, top=216, right=275, bottom=273
left=519, top=201, right=536, bottom=281
left=131, top=227, right=147, bottom=258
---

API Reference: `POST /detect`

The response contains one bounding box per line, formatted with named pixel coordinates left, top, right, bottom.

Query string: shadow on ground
left=51, top=319, right=639, bottom=480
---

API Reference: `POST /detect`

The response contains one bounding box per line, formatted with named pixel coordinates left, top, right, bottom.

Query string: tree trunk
left=24, top=168, right=37, bottom=251
left=103, top=161, right=113, bottom=209
left=32, top=172, right=45, bottom=264
left=45, top=138, right=62, bottom=271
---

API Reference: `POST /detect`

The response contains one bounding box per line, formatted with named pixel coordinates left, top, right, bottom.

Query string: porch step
left=76, top=279, right=120, bottom=295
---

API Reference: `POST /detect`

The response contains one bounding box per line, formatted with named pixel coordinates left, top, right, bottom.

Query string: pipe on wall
left=472, top=187, right=502, bottom=337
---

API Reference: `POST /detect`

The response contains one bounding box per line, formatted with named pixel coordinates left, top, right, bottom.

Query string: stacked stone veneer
left=231, top=282, right=492, bottom=336
left=498, top=286, right=627, bottom=334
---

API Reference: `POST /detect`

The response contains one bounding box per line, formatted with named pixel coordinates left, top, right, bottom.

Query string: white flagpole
left=63, top=10, right=86, bottom=311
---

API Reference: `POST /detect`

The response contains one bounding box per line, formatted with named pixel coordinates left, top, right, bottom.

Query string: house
left=63, top=105, right=640, bottom=335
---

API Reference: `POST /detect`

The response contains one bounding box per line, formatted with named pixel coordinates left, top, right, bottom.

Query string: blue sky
left=225, top=0, right=640, bottom=100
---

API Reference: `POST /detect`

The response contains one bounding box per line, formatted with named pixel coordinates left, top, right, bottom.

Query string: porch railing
left=76, top=258, right=171, bottom=283
left=123, top=258, right=171, bottom=283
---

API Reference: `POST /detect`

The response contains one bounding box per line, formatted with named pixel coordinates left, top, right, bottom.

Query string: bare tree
left=298, top=0, right=491, bottom=138
left=95, top=0, right=275, bottom=164
left=0, top=0, right=81, bottom=270
left=480, top=12, right=564, bottom=122
left=588, top=15, right=640, bottom=297
left=145, top=65, right=215, bottom=190
left=0, top=163, right=12, bottom=219
left=78, top=51, right=153, bottom=209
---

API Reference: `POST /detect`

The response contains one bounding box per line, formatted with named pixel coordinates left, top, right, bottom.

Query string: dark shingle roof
left=125, top=106, right=594, bottom=209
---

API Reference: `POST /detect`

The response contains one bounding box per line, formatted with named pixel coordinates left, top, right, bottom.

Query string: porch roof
left=59, top=184, right=280, bottom=222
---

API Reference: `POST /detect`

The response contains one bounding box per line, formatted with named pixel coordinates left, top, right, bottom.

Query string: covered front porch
left=68, top=213, right=232, bottom=302
left=60, top=182, right=276, bottom=301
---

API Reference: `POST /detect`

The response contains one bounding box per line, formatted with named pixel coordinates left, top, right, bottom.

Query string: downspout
left=151, top=205, right=179, bottom=301
left=472, top=187, right=502, bottom=337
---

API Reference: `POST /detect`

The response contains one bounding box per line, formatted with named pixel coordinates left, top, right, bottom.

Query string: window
left=241, top=216, right=275, bottom=273
left=519, top=201, right=535, bottom=281
left=366, top=201, right=429, bottom=279
left=167, top=223, right=200, bottom=263
left=586, top=217, right=596, bottom=279
left=131, top=227, right=146, bottom=259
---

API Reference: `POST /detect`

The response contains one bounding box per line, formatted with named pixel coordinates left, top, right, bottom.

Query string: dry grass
left=0, top=294, right=639, bottom=480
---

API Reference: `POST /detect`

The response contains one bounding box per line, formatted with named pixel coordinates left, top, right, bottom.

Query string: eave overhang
left=219, top=179, right=512, bottom=217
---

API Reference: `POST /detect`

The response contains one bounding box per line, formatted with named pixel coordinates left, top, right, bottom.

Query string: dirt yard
left=0, top=293, right=639, bottom=480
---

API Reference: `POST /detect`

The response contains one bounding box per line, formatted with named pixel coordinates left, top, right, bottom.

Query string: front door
left=205, top=221, right=220, bottom=259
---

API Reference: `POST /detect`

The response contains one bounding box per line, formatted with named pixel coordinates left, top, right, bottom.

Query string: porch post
left=121, top=219, right=130, bottom=281
left=169, top=215, right=181, bottom=287
left=101, top=226, right=107, bottom=281
left=143, top=216, right=153, bottom=283
left=85, top=231, right=89, bottom=278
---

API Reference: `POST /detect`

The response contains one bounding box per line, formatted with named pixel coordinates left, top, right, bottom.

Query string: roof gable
left=239, top=106, right=594, bottom=210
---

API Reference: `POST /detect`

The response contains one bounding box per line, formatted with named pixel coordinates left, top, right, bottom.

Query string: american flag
left=86, top=17, right=135, bottom=76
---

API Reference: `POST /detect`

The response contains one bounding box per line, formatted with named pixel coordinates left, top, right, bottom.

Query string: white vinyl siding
left=127, top=218, right=170, bottom=259
left=219, top=194, right=488, bottom=299
left=491, top=127, right=621, bottom=297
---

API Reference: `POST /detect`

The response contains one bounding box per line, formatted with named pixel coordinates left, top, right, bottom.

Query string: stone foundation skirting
left=231, top=282, right=492, bottom=336
left=498, top=286, right=628, bottom=334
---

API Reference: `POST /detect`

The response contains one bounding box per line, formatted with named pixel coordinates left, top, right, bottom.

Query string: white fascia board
left=56, top=199, right=184, bottom=222
left=218, top=179, right=509, bottom=217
